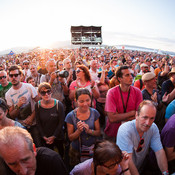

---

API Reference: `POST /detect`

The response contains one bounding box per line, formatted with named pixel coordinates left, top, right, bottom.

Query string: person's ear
left=33, top=143, right=37, bottom=156
left=136, top=111, right=139, bottom=120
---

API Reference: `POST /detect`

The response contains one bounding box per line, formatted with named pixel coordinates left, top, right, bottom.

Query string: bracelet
left=91, top=86, right=95, bottom=89
left=162, top=170, right=169, bottom=175
left=119, top=168, right=129, bottom=175
left=91, top=129, right=94, bottom=135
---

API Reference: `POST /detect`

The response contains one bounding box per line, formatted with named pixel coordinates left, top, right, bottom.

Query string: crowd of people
left=0, top=47, right=175, bottom=175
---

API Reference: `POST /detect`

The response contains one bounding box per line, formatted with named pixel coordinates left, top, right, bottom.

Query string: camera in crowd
left=55, top=70, right=69, bottom=78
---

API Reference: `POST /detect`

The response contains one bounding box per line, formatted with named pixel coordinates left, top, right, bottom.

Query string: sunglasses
left=40, top=89, right=52, bottom=96
left=136, top=138, right=144, bottom=152
left=76, top=69, right=83, bottom=73
left=9, top=74, right=19, bottom=78
left=0, top=76, right=6, bottom=80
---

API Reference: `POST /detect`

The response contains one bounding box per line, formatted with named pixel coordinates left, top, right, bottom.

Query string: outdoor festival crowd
left=0, top=47, right=175, bottom=175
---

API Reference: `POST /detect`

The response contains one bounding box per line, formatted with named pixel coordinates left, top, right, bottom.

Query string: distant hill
left=0, top=41, right=175, bottom=56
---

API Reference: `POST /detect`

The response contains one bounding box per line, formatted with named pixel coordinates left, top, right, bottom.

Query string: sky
left=0, top=0, right=175, bottom=52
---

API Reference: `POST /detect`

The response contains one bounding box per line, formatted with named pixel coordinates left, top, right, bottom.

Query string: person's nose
left=17, top=164, right=28, bottom=175
left=145, top=119, right=151, bottom=126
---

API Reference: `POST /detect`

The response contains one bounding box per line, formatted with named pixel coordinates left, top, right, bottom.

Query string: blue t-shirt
left=116, top=120, right=163, bottom=169
left=65, top=108, right=100, bottom=150
left=165, top=100, right=175, bottom=119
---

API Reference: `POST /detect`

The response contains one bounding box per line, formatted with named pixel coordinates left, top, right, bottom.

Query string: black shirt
left=0, top=147, right=68, bottom=175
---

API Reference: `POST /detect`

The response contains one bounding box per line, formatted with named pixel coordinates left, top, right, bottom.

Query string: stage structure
left=71, top=26, right=102, bottom=45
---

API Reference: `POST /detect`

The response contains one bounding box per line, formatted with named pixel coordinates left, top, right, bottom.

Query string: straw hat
left=140, top=63, right=148, bottom=68
left=142, top=72, right=155, bottom=82
left=168, top=67, right=175, bottom=76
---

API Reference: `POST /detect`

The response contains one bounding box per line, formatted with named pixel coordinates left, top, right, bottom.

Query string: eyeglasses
left=9, top=74, right=19, bottom=78
left=0, top=76, right=6, bottom=80
left=136, top=138, right=144, bottom=152
left=24, top=63, right=29, bottom=65
left=40, top=89, right=52, bottom=96
left=59, top=64, right=63, bottom=66
left=102, top=161, right=121, bottom=169
left=76, top=69, right=83, bottom=73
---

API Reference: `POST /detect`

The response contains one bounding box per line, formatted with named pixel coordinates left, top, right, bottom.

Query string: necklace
left=77, top=80, right=86, bottom=87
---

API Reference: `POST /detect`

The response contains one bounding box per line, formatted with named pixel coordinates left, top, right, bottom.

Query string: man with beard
left=0, top=70, right=12, bottom=100
left=117, top=100, right=169, bottom=175
left=5, top=65, right=40, bottom=147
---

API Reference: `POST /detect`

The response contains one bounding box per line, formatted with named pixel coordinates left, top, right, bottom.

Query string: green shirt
left=0, top=82, right=12, bottom=100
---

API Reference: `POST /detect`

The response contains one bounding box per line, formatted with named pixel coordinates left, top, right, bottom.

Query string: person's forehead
left=30, top=65, right=36, bottom=69
left=0, top=71, right=6, bottom=76
left=140, top=105, right=156, bottom=116
left=48, top=61, right=56, bottom=66
left=121, top=69, right=130, bottom=74
left=1, top=140, right=32, bottom=161
left=9, top=69, right=19, bottom=74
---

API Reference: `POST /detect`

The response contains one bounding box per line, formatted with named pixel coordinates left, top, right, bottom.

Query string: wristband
left=119, top=168, right=129, bottom=175
left=91, top=129, right=94, bottom=135
left=162, top=170, right=169, bottom=175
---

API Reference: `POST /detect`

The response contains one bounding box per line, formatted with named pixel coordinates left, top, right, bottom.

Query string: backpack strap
left=37, top=100, right=41, bottom=109
left=139, top=79, right=143, bottom=90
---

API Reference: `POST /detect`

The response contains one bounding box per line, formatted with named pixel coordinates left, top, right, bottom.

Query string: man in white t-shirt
left=5, top=65, right=40, bottom=146
left=89, top=60, right=99, bottom=82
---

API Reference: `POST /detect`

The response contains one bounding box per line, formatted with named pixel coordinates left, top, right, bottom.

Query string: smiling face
left=39, top=87, right=52, bottom=101
left=77, top=94, right=91, bottom=112
left=0, top=139, right=36, bottom=175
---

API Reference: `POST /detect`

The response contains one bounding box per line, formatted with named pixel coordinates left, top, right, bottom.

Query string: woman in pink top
left=69, top=65, right=100, bottom=108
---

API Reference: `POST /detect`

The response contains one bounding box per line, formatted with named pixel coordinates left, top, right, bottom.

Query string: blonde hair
left=0, top=126, right=33, bottom=153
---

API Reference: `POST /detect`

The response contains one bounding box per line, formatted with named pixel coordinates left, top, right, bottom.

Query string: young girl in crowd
left=35, top=82, right=65, bottom=158
left=65, top=88, right=101, bottom=167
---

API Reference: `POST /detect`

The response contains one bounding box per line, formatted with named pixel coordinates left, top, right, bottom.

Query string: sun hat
left=168, top=67, right=175, bottom=76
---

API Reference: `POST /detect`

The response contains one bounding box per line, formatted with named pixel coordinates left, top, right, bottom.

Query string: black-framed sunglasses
left=9, top=74, right=19, bottom=78
left=40, top=89, right=52, bottom=96
left=76, top=69, right=83, bottom=73
left=0, top=76, right=6, bottom=80
left=136, top=138, right=144, bottom=152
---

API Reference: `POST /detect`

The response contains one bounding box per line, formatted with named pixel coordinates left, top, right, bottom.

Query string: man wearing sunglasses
left=0, top=70, right=12, bottom=100
left=117, top=100, right=169, bottom=175
left=5, top=65, right=40, bottom=147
